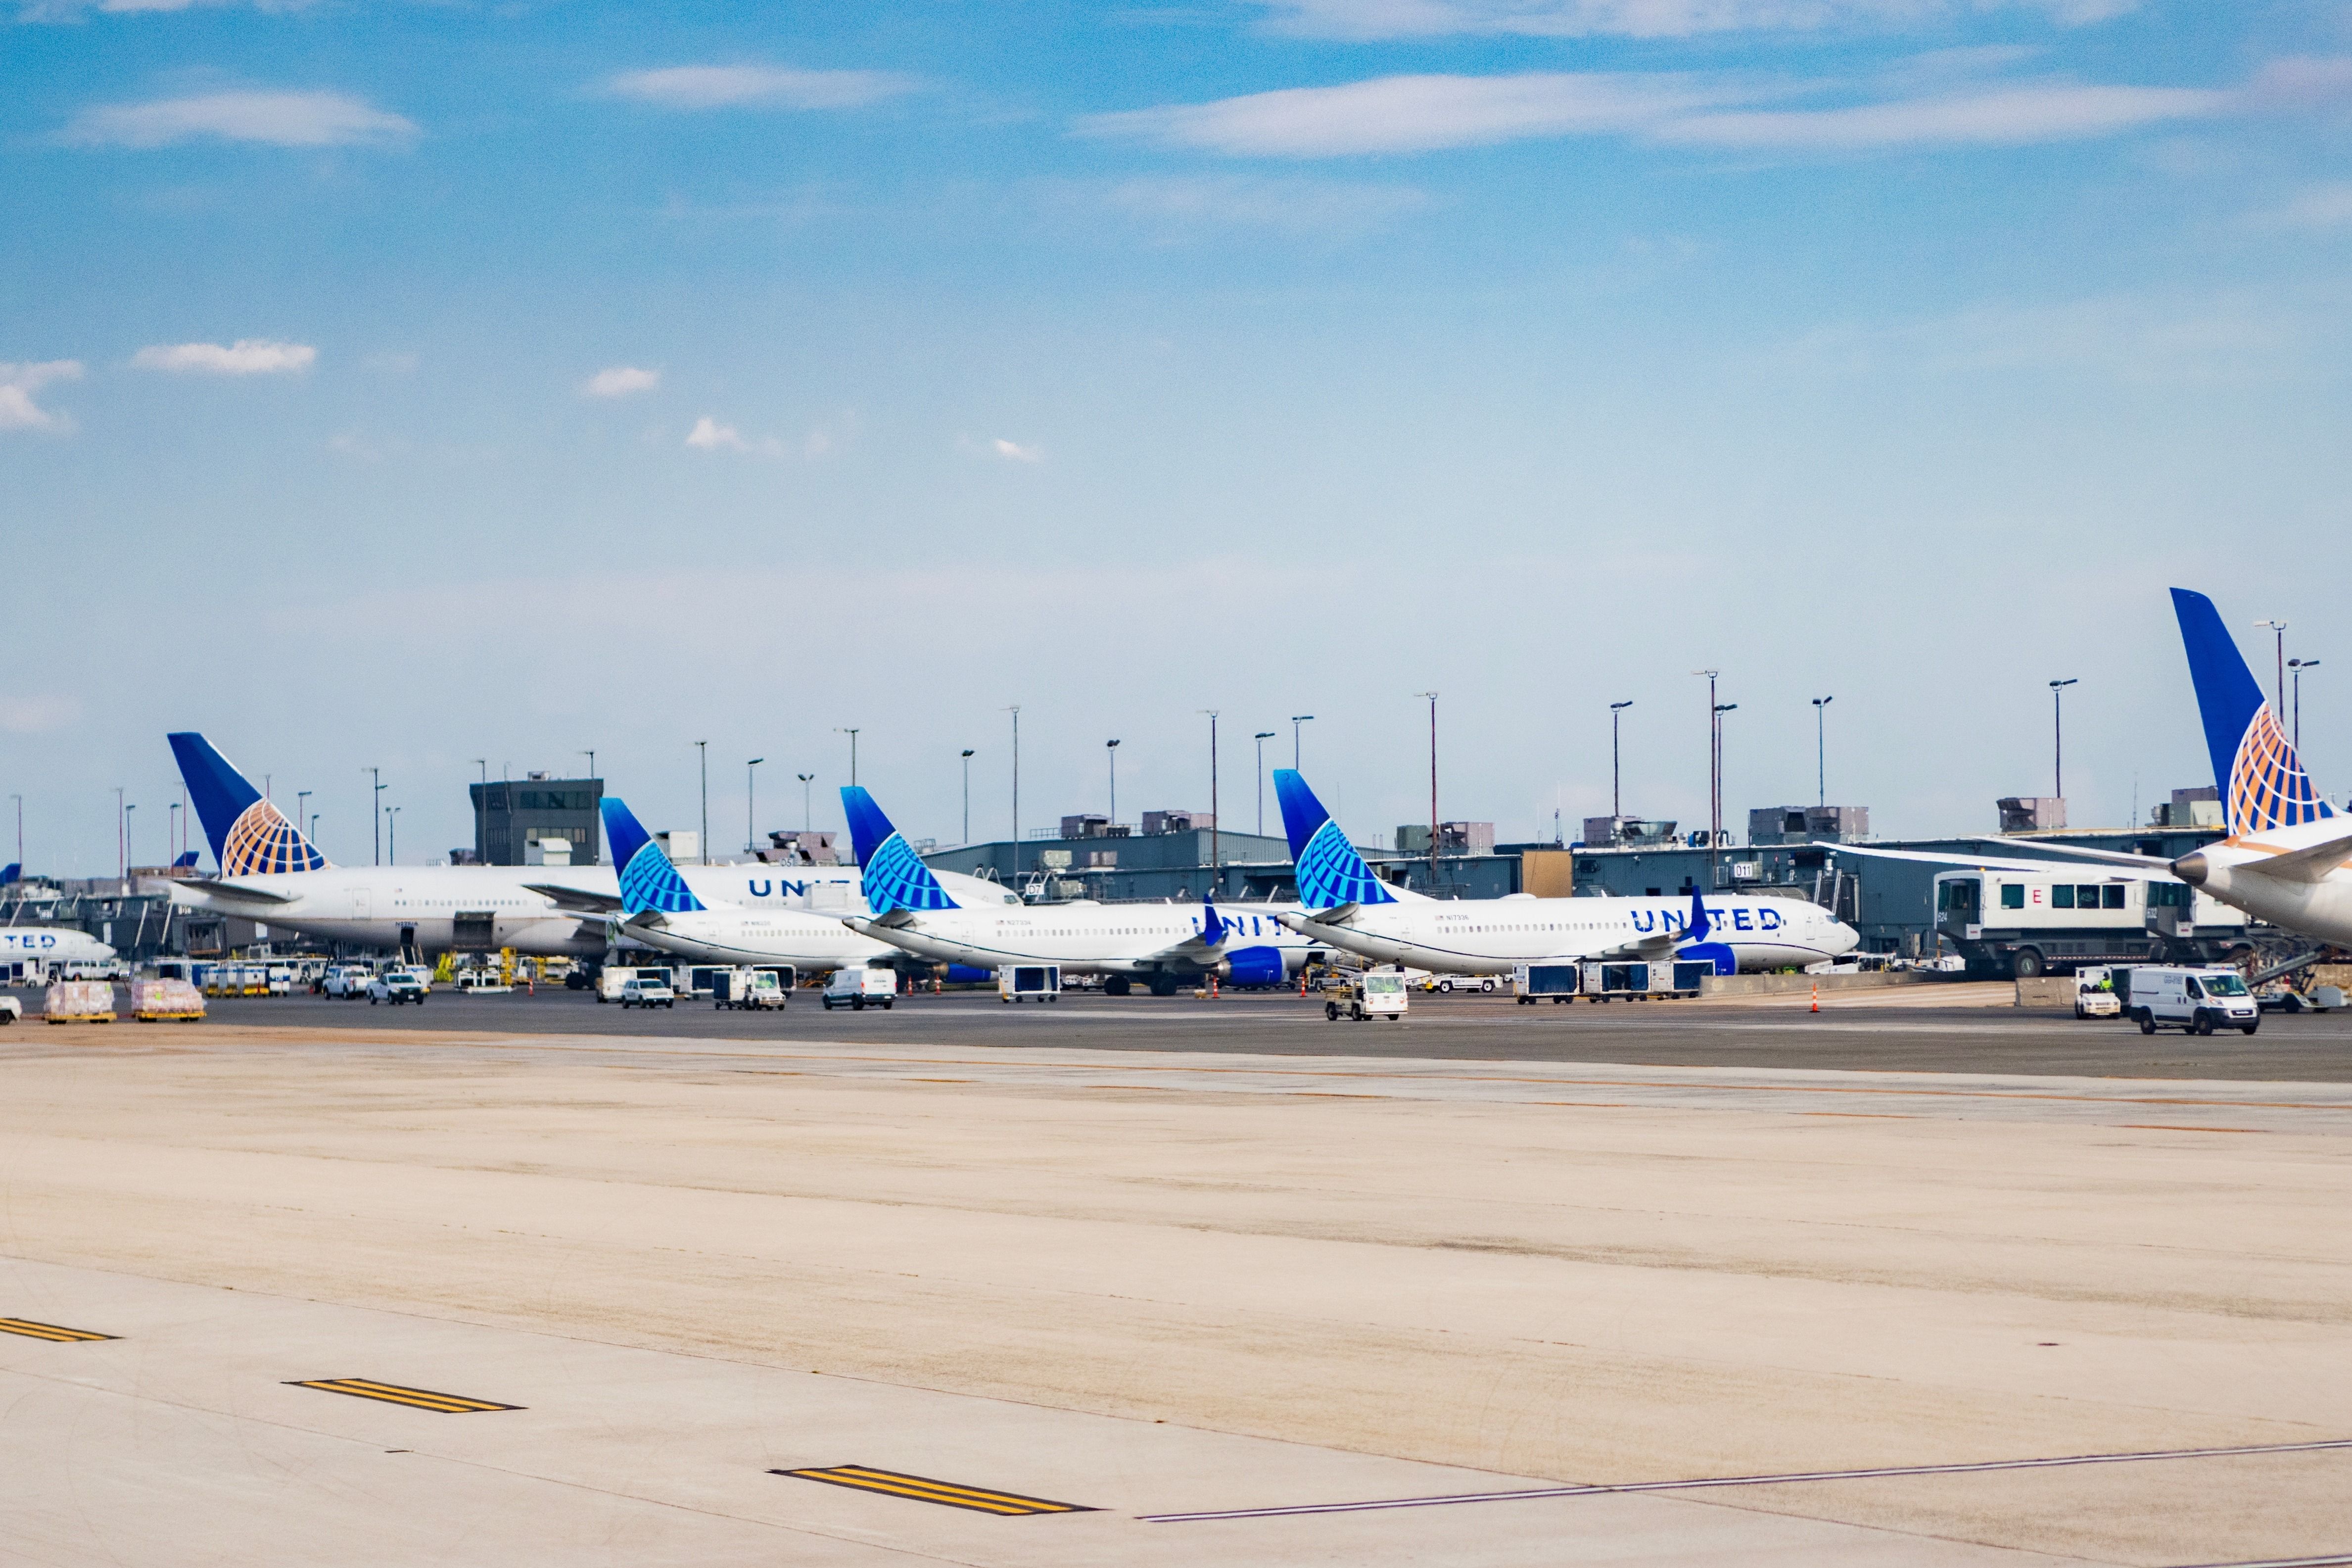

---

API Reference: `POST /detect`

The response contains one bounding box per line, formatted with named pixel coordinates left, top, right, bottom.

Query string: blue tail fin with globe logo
left=600, top=797, right=706, bottom=915
left=1272, top=769, right=1397, bottom=909
left=842, top=787, right=960, bottom=913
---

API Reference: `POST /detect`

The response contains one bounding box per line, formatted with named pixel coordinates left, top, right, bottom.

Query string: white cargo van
left=822, top=967, right=896, bottom=1011
left=2126, top=966, right=2259, bottom=1036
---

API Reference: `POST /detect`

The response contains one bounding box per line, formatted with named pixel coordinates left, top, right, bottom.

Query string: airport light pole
left=1200, top=711, right=1221, bottom=893
left=1692, top=670, right=1721, bottom=854
left=296, top=791, right=310, bottom=842
left=387, top=806, right=400, bottom=866
left=798, top=773, right=814, bottom=832
left=2255, top=621, right=2287, bottom=718
left=1811, top=696, right=1833, bottom=807
left=10, top=793, right=21, bottom=872
left=123, top=804, right=134, bottom=874
left=2290, top=660, right=2319, bottom=752
left=2050, top=678, right=2078, bottom=799
left=746, top=758, right=764, bottom=854
left=1417, top=693, right=1438, bottom=891
left=1253, top=733, right=1274, bottom=835
left=1006, top=707, right=1020, bottom=887
left=1291, top=715, right=1314, bottom=771
left=1713, top=703, right=1737, bottom=884
left=958, top=752, right=973, bottom=844
left=309, top=813, right=320, bottom=849
left=169, top=801, right=180, bottom=864
left=1106, top=739, right=1120, bottom=828
left=836, top=728, right=860, bottom=787
left=580, top=751, right=594, bottom=780
left=1609, top=701, right=1633, bottom=819
left=364, top=767, right=383, bottom=865
left=695, top=740, right=708, bottom=864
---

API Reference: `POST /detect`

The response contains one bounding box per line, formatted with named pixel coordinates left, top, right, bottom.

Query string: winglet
left=600, top=797, right=706, bottom=914
left=2171, top=588, right=2333, bottom=835
left=1273, top=768, right=1397, bottom=909
left=842, top=786, right=958, bottom=913
left=166, top=732, right=329, bottom=874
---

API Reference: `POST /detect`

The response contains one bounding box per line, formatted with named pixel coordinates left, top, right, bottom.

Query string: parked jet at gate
left=839, top=786, right=1316, bottom=994
left=1837, top=589, right=2352, bottom=950
left=1268, top=769, right=1858, bottom=975
left=159, top=732, right=1006, bottom=956
left=0, top=926, right=117, bottom=971
left=530, top=798, right=902, bottom=975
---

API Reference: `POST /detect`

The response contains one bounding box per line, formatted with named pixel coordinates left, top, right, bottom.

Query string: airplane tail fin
left=0, top=863, right=16, bottom=886
left=1202, top=895, right=1227, bottom=947
left=166, top=732, right=329, bottom=874
left=841, top=787, right=958, bottom=913
left=2170, top=589, right=2333, bottom=835
left=1684, top=888, right=1711, bottom=945
left=1272, top=769, right=1397, bottom=909
left=600, top=797, right=706, bottom=914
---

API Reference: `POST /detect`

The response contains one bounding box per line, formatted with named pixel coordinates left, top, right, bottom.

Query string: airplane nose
left=2173, top=852, right=2208, bottom=886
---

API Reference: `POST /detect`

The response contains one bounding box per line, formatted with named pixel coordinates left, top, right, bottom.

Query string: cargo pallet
left=135, top=1011, right=204, bottom=1023
left=46, top=1013, right=116, bottom=1025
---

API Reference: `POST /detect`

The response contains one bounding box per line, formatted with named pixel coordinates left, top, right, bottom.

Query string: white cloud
left=132, top=338, right=316, bottom=374
left=583, top=365, right=661, bottom=398
left=0, top=360, right=84, bottom=433
left=2248, top=183, right=2352, bottom=232
left=685, top=416, right=750, bottom=451
left=64, top=91, right=416, bottom=149
left=606, top=65, right=917, bottom=111
left=1255, top=0, right=2138, bottom=39
left=1659, top=82, right=2224, bottom=148
left=991, top=437, right=1042, bottom=462
left=1100, top=174, right=1430, bottom=238
left=1086, top=70, right=2223, bottom=156
left=0, top=695, right=81, bottom=733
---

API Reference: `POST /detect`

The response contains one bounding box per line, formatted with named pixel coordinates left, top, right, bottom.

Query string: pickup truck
left=367, top=972, right=427, bottom=1006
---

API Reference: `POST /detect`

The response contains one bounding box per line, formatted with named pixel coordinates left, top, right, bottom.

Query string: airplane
left=1829, top=588, right=2352, bottom=949
left=1267, top=768, right=1860, bottom=976
left=159, top=732, right=1015, bottom=957
left=0, top=925, right=118, bottom=972
left=527, top=797, right=905, bottom=975
left=838, top=785, right=1317, bottom=995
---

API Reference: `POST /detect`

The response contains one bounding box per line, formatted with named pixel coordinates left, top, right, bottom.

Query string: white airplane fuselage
left=850, top=902, right=1314, bottom=978
left=0, top=926, right=119, bottom=968
left=1283, top=895, right=1860, bottom=977
left=624, top=908, right=901, bottom=971
left=2174, top=819, right=2352, bottom=945
left=165, top=863, right=1006, bottom=957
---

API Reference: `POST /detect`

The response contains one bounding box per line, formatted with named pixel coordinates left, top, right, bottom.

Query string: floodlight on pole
left=696, top=740, right=708, bottom=864
left=1290, top=715, right=1314, bottom=771
left=746, top=758, right=764, bottom=854
left=1200, top=711, right=1221, bottom=890
left=1417, top=693, right=1438, bottom=889
left=835, top=728, right=860, bottom=787
left=2049, top=679, right=2078, bottom=799
left=2290, top=659, right=2320, bottom=752
left=364, top=767, right=383, bottom=865
left=1106, top=739, right=1121, bottom=828
left=959, top=752, right=974, bottom=844
left=798, top=774, right=814, bottom=832
left=2254, top=621, right=2287, bottom=718
left=1608, top=702, right=1632, bottom=819
left=1811, top=696, right=1833, bottom=808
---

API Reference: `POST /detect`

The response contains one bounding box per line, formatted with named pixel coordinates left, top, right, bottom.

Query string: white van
left=2127, top=966, right=2259, bottom=1036
left=823, top=967, right=897, bottom=1011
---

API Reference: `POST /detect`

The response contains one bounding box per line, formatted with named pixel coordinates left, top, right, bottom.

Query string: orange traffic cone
left=1810, top=982, right=1819, bottom=1014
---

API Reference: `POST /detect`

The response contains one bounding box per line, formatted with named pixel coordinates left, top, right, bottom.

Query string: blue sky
left=5, top=0, right=2351, bottom=873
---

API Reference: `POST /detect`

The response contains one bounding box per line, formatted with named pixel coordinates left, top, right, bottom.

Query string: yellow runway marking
left=0, top=1317, right=116, bottom=1343
left=287, top=1378, right=520, bottom=1413
left=776, top=1464, right=1091, bottom=1516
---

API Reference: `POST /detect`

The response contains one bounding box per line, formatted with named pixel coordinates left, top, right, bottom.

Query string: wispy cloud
left=0, top=695, right=81, bottom=734
left=957, top=434, right=1042, bottom=462
left=583, top=365, right=660, bottom=397
left=1086, top=69, right=2224, bottom=156
left=606, top=64, right=918, bottom=111
left=1099, top=174, right=1430, bottom=238
left=2247, top=183, right=2352, bottom=232
left=64, top=90, right=416, bottom=149
left=132, top=338, right=315, bottom=374
left=1254, top=0, right=2139, bottom=40
left=1660, top=82, right=2224, bottom=148
left=0, top=360, right=83, bottom=433
left=1780, top=290, right=2300, bottom=383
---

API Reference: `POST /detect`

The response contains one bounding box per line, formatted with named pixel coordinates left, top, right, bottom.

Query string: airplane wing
left=173, top=877, right=299, bottom=904
left=524, top=883, right=621, bottom=914
left=2235, top=831, right=2352, bottom=884
left=1820, top=841, right=2173, bottom=875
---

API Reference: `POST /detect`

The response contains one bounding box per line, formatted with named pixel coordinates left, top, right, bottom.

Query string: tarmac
left=3, top=987, right=2349, bottom=1565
